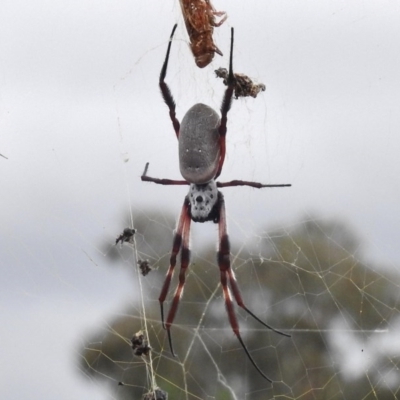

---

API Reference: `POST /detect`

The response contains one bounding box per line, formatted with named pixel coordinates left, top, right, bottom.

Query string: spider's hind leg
left=226, top=270, right=291, bottom=338
left=158, top=197, right=192, bottom=357
left=216, top=193, right=290, bottom=382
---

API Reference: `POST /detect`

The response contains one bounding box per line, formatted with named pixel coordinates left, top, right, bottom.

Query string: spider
left=141, top=24, right=291, bottom=382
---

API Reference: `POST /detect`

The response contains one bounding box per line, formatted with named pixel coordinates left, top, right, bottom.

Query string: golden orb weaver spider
left=141, top=24, right=291, bottom=382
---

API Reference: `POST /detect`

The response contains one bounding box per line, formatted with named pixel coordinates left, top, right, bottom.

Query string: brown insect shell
left=180, top=0, right=223, bottom=68
left=179, top=103, right=220, bottom=184
left=189, top=31, right=222, bottom=68
left=180, top=0, right=216, bottom=32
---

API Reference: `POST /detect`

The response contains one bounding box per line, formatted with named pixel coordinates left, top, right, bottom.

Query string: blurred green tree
left=79, top=213, right=400, bottom=400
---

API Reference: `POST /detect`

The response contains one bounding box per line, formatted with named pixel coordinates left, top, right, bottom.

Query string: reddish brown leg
left=164, top=206, right=192, bottom=356
left=215, top=27, right=235, bottom=179
left=226, top=269, right=291, bottom=338
left=141, top=163, right=291, bottom=189
left=141, top=163, right=189, bottom=186
left=160, top=24, right=180, bottom=138
left=217, top=180, right=291, bottom=189
left=218, top=194, right=290, bottom=336
left=217, top=194, right=290, bottom=382
left=158, top=198, right=190, bottom=331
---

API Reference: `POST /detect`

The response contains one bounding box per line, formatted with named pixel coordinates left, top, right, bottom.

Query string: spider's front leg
left=216, top=192, right=290, bottom=382
left=215, top=27, right=235, bottom=179
left=160, top=24, right=180, bottom=138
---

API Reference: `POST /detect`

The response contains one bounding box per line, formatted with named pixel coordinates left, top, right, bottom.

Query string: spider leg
left=215, top=27, right=235, bottom=180
left=160, top=24, right=180, bottom=138
left=141, top=162, right=189, bottom=186
left=218, top=193, right=290, bottom=337
left=158, top=197, right=191, bottom=357
left=217, top=180, right=291, bottom=189
left=225, top=268, right=291, bottom=338
left=217, top=193, right=289, bottom=382
left=165, top=204, right=191, bottom=357
left=159, top=198, right=190, bottom=326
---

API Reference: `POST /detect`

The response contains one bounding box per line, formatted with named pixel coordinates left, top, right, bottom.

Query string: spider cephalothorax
left=141, top=24, right=291, bottom=382
left=188, top=181, right=219, bottom=222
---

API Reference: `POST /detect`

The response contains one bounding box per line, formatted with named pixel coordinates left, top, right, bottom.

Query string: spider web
left=77, top=213, right=400, bottom=400
left=1, top=1, right=400, bottom=400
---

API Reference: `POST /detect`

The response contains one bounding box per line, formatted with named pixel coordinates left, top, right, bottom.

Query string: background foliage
left=79, top=212, right=400, bottom=399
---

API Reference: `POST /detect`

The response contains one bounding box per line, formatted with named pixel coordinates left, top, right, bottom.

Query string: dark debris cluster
left=215, top=67, right=266, bottom=99
left=138, top=259, right=152, bottom=276
left=131, top=330, right=151, bottom=357
left=115, top=227, right=136, bottom=245
left=142, top=388, right=168, bottom=400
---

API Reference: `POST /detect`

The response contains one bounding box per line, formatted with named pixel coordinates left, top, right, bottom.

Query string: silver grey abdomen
left=179, top=103, right=220, bottom=184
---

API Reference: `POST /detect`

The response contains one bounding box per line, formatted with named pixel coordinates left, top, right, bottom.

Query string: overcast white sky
left=1, top=1, right=400, bottom=399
